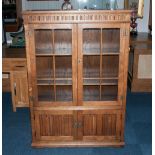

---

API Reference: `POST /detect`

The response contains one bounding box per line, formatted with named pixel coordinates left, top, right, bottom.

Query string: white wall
left=22, top=0, right=150, bottom=32
left=22, top=0, right=71, bottom=10
left=22, top=0, right=124, bottom=10
left=137, top=0, right=150, bottom=32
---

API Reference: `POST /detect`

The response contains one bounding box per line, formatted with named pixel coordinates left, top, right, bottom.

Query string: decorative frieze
left=23, top=10, right=131, bottom=24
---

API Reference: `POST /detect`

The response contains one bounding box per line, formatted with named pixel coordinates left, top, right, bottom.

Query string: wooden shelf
left=83, top=78, right=118, bottom=85
left=37, top=79, right=54, bottom=85
left=37, top=78, right=72, bottom=85
left=83, top=48, right=120, bottom=55
left=36, top=48, right=72, bottom=56
left=40, top=80, right=117, bottom=86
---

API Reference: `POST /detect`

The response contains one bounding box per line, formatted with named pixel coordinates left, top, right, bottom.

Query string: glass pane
left=35, top=30, right=53, bottom=55
left=101, top=86, right=118, bottom=101
left=38, top=86, right=54, bottom=101
left=102, top=29, right=120, bottom=54
left=82, top=28, right=120, bottom=102
left=55, top=56, right=73, bottom=102
left=102, top=55, right=119, bottom=78
left=35, top=29, right=73, bottom=104
left=56, top=86, right=72, bottom=101
left=55, top=56, right=72, bottom=79
left=83, top=85, right=100, bottom=101
left=83, top=56, right=100, bottom=78
left=36, top=57, right=53, bottom=79
left=54, top=29, right=72, bottom=55
left=83, top=29, right=101, bottom=55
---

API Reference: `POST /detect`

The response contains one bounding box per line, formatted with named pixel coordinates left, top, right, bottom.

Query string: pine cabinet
left=2, top=47, right=29, bottom=112
left=10, top=71, right=29, bottom=112
left=23, top=10, right=131, bottom=147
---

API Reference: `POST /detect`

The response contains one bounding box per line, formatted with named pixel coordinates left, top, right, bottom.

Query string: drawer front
left=2, top=59, right=27, bottom=72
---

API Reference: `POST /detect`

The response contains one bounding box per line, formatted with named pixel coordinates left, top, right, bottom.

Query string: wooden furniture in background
left=2, top=46, right=29, bottom=112
left=128, top=32, right=152, bottom=92
left=23, top=10, right=131, bottom=147
left=2, top=0, right=22, bottom=32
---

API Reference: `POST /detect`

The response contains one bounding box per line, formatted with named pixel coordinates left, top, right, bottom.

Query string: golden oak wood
left=10, top=71, right=29, bottom=112
left=23, top=10, right=131, bottom=147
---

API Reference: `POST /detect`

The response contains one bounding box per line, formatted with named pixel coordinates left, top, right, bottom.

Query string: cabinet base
left=32, top=141, right=125, bottom=148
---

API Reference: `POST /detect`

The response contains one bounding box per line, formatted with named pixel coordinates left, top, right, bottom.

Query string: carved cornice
left=23, top=10, right=131, bottom=24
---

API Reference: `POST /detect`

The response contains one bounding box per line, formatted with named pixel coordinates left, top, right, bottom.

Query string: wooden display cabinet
left=23, top=10, right=131, bottom=147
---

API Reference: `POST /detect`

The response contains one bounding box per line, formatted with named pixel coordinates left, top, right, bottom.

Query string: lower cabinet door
left=10, top=71, right=29, bottom=112
left=78, top=110, right=122, bottom=142
left=33, top=109, right=122, bottom=144
left=33, top=110, right=77, bottom=142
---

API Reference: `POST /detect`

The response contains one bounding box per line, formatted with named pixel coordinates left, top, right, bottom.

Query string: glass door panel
left=34, top=27, right=74, bottom=104
left=83, top=56, right=100, bottom=78
left=55, top=56, right=72, bottom=102
left=101, top=85, right=118, bottom=101
left=102, top=29, right=120, bottom=54
left=38, top=85, right=54, bottom=101
left=35, top=30, right=53, bottom=55
left=83, top=29, right=101, bottom=55
left=55, top=56, right=72, bottom=78
left=82, top=28, right=101, bottom=102
left=102, top=55, right=119, bottom=78
left=36, top=57, right=53, bottom=79
left=54, top=29, right=72, bottom=55
left=56, top=86, right=72, bottom=101
left=82, top=27, right=121, bottom=103
left=83, top=85, right=100, bottom=101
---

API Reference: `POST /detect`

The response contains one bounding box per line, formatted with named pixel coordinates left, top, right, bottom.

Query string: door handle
left=78, top=122, right=83, bottom=128
left=73, top=122, right=83, bottom=128
left=73, top=122, right=78, bottom=128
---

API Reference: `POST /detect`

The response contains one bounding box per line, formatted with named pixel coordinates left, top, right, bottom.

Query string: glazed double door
left=28, top=23, right=127, bottom=142
left=31, top=23, right=125, bottom=106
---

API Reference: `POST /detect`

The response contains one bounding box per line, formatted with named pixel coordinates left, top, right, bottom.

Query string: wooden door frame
left=25, top=24, right=78, bottom=107
left=33, top=110, right=77, bottom=142
left=77, top=23, right=125, bottom=107
left=77, top=109, right=122, bottom=142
